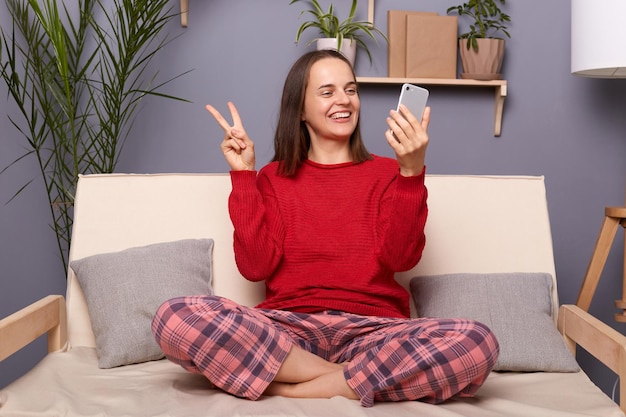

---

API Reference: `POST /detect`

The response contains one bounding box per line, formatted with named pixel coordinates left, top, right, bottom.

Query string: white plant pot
left=316, top=38, right=357, bottom=66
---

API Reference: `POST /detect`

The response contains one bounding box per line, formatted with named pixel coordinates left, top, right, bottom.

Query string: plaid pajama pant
left=152, top=295, right=499, bottom=407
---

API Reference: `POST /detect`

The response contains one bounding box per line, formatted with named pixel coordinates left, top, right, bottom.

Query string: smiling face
left=301, top=57, right=360, bottom=153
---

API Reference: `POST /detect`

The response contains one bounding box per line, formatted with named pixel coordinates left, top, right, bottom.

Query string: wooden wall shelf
left=180, top=1, right=507, bottom=135
left=357, top=77, right=507, bottom=137
left=180, top=0, right=188, bottom=27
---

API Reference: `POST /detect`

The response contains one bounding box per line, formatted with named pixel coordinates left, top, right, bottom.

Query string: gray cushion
left=70, top=239, right=214, bottom=368
left=410, top=272, right=580, bottom=372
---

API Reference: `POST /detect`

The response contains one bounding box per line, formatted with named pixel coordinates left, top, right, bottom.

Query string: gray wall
left=1, top=0, right=625, bottom=400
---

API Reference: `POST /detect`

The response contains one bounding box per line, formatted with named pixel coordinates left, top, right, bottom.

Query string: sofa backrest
left=66, top=173, right=556, bottom=349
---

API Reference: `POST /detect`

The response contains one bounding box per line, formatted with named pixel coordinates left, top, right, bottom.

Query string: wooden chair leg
left=612, top=208, right=626, bottom=322
left=576, top=206, right=626, bottom=314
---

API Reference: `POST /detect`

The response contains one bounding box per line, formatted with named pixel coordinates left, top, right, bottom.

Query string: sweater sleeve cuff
left=229, top=170, right=258, bottom=188
left=396, top=166, right=426, bottom=190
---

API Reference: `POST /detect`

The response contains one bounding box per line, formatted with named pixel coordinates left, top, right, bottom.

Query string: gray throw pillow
left=410, top=272, right=579, bottom=372
left=70, top=239, right=214, bottom=368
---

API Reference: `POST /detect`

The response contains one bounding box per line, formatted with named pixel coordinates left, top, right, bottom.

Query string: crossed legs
left=152, top=295, right=498, bottom=407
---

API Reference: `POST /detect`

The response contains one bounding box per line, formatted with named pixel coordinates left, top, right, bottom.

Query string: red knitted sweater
left=228, top=155, right=428, bottom=318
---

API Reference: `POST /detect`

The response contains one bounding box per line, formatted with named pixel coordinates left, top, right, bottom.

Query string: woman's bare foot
left=263, top=345, right=358, bottom=400
left=265, top=369, right=359, bottom=400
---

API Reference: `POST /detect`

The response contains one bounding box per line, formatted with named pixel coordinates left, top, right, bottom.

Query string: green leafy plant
left=0, top=0, right=189, bottom=274
left=447, top=0, right=511, bottom=52
left=290, top=0, right=387, bottom=63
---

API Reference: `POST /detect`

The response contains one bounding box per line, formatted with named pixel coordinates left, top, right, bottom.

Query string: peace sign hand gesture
left=205, top=102, right=256, bottom=171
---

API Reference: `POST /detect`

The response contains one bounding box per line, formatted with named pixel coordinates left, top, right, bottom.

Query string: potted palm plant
left=290, top=0, right=387, bottom=66
left=447, top=0, right=511, bottom=80
left=0, top=0, right=188, bottom=274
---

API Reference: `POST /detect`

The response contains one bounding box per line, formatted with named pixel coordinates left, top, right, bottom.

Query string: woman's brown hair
left=272, top=49, right=372, bottom=176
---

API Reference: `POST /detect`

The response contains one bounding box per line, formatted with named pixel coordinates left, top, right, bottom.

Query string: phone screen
left=396, top=83, right=429, bottom=122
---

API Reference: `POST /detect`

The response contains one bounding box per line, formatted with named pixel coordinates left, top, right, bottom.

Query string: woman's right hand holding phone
left=205, top=102, right=256, bottom=171
left=385, top=104, right=430, bottom=177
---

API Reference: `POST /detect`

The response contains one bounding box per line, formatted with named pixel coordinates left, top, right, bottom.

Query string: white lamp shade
left=571, top=0, right=626, bottom=78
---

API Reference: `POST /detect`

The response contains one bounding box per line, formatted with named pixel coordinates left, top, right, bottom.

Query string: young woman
left=152, top=49, right=499, bottom=407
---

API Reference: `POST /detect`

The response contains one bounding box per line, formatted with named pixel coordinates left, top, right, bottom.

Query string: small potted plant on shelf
left=290, top=0, right=387, bottom=66
left=446, top=0, right=511, bottom=80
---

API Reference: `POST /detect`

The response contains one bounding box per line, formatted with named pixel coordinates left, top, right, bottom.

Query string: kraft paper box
left=387, top=10, right=438, bottom=78
left=405, top=15, right=458, bottom=79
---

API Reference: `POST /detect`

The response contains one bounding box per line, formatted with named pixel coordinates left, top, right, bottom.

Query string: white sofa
left=1, top=173, right=625, bottom=417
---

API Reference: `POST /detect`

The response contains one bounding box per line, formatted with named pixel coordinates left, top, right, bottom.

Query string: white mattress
left=0, top=346, right=623, bottom=417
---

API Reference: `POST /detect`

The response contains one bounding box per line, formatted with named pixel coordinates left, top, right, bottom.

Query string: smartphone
left=396, top=83, right=429, bottom=122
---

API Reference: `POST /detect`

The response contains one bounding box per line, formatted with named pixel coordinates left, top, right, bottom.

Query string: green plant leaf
left=447, top=0, right=511, bottom=45
left=0, top=0, right=189, bottom=274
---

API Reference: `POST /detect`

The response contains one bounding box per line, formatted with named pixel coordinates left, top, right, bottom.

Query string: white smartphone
left=396, top=83, right=429, bottom=122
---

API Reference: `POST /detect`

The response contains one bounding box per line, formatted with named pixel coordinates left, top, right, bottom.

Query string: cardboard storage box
left=388, top=10, right=437, bottom=77
left=388, top=10, right=458, bottom=79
